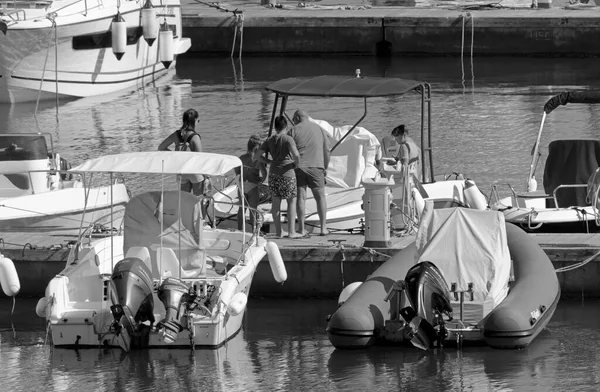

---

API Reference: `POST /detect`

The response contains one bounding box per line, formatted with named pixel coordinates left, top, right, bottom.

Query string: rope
left=231, top=13, right=244, bottom=58
left=460, top=12, right=474, bottom=92
left=35, top=14, right=57, bottom=115
left=555, top=249, right=600, bottom=273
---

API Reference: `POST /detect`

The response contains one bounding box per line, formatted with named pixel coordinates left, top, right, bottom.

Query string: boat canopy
left=415, top=206, right=511, bottom=324
left=265, top=75, right=424, bottom=98
left=543, top=139, right=600, bottom=207
left=544, top=91, right=600, bottom=114
left=70, top=151, right=241, bottom=176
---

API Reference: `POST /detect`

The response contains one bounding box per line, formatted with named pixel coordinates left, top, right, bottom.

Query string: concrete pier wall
left=5, top=245, right=600, bottom=298
left=182, top=7, right=600, bottom=56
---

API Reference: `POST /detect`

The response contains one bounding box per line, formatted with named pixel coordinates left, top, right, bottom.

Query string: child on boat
left=235, top=134, right=267, bottom=231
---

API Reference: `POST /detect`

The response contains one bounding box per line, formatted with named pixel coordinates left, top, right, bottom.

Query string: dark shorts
left=295, top=167, right=325, bottom=189
left=268, top=173, right=297, bottom=199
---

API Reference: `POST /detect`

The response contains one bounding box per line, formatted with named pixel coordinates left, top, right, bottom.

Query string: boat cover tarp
left=124, top=191, right=204, bottom=273
left=415, top=205, right=511, bottom=323
left=70, top=151, right=241, bottom=176
left=544, top=91, right=600, bottom=114
left=310, top=118, right=381, bottom=188
left=265, top=76, right=423, bottom=98
left=543, top=139, right=600, bottom=207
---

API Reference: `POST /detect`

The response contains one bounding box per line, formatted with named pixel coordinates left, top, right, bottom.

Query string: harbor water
left=2, top=297, right=600, bottom=391
left=3, top=55, right=600, bottom=390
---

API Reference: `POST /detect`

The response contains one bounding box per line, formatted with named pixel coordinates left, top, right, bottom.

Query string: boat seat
left=156, top=247, right=207, bottom=279
left=125, top=246, right=152, bottom=272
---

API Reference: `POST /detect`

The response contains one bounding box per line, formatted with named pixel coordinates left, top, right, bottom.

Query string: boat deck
left=2, top=229, right=600, bottom=298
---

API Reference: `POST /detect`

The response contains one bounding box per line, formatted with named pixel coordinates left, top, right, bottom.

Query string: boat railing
left=552, top=184, right=588, bottom=209
left=488, top=182, right=519, bottom=207
left=71, top=208, right=126, bottom=260
left=0, top=8, right=26, bottom=21
left=0, top=168, right=83, bottom=195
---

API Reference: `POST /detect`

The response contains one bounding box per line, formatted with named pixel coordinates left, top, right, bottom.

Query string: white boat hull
left=43, top=231, right=270, bottom=349
left=212, top=184, right=366, bottom=234
left=0, top=183, right=129, bottom=233
left=0, top=0, right=191, bottom=103
left=493, top=196, right=600, bottom=232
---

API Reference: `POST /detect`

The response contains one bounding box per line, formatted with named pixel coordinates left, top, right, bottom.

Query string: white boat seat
left=156, top=246, right=206, bottom=279
left=125, top=246, right=152, bottom=272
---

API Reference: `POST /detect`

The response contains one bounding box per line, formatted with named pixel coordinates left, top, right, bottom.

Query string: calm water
left=2, top=297, right=600, bottom=391
left=4, top=55, right=600, bottom=390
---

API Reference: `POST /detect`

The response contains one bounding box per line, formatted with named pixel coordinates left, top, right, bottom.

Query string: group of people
left=159, top=107, right=420, bottom=238
left=158, top=108, right=331, bottom=239
left=247, top=110, right=330, bottom=239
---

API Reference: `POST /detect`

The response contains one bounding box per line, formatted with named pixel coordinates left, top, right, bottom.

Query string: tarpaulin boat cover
left=124, top=191, right=204, bottom=273
left=543, top=139, right=600, bottom=207
left=415, top=205, right=511, bottom=324
left=310, top=118, right=381, bottom=188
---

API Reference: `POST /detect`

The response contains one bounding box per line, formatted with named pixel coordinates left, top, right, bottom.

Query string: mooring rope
left=231, top=12, right=244, bottom=58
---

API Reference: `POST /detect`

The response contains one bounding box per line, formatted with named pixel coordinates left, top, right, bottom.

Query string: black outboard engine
left=109, top=258, right=155, bottom=352
left=399, top=261, right=453, bottom=350
left=156, top=277, right=191, bottom=344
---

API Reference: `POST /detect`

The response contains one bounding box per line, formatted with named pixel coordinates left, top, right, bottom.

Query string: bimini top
left=544, top=90, right=600, bottom=114
left=70, top=151, right=241, bottom=176
left=265, top=75, right=425, bottom=98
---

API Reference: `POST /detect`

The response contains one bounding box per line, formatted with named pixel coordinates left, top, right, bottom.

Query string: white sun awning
left=70, top=151, right=241, bottom=176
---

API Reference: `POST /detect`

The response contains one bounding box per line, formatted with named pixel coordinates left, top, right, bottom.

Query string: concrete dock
left=2, top=229, right=600, bottom=298
left=181, top=0, right=600, bottom=56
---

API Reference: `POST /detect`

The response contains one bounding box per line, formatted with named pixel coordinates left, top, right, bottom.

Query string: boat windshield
left=0, top=135, right=48, bottom=161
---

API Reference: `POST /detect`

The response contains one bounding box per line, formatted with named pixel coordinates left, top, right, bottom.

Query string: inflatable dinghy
left=326, top=206, right=560, bottom=350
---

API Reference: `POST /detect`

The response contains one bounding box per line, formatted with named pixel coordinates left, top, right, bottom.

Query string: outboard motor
left=399, top=261, right=453, bottom=350
left=157, top=277, right=190, bottom=344
left=109, top=258, right=155, bottom=352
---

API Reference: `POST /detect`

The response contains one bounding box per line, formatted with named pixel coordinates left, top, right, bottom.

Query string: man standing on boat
left=289, top=109, right=330, bottom=236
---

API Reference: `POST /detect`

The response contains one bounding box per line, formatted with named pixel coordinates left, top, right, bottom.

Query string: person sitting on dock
left=289, top=109, right=330, bottom=237
left=255, top=116, right=302, bottom=239
left=235, top=134, right=267, bottom=231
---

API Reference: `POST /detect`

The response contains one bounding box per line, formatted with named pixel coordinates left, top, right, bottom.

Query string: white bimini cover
left=310, top=118, right=381, bottom=188
left=70, top=151, right=241, bottom=176
left=415, top=204, right=512, bottom=324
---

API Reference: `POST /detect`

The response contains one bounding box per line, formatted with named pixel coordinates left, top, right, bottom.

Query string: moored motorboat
left=326, top=205, right=560, bottom=350
left=0, top=133, right=129, bottom=233
left=36, top=151, right=286, bottom=350
left=0, top=0, right=190, bottom=103
left=490, top=91, right=600, bottom=233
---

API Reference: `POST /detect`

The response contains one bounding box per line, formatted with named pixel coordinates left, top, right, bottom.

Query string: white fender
left=158, top=24, right=174, bottom=69
left=266, top=241, right=287, bottom=283
left=0, top=254, right=20, bottom=297
left=464, top=179, right=488, bottom=210
left=412, top=187, right=425, bottom=217
left=36, top=296, right=48, bottom=318
left=111, top=13, right=127, bottom=60
left=227, top=292, right=248, bottom=316
left=141, top=3, right=158, bottom=46
left=338, top=282, right=362, bottom=306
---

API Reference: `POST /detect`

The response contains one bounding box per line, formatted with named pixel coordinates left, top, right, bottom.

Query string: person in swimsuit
left=255, top=116, right=302, bottom=238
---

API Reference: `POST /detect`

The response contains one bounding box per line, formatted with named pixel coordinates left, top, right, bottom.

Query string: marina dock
left=2, top=230, right=600, bottom=298
left=181, top=0, right=600, bottom=56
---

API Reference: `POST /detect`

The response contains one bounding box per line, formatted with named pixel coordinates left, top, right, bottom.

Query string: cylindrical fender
left=227, top=292, right=248, bottom=316
left=141, top=4, right=158, bottom=46
left=158, top=25, right=174, bottom=69
left=464, top=179, right=488, bottom=210
left=266, top=241, right=287, bottom=283
left=36, top=297, right=49, bottom=318
left=0, top=254, right=20, bottom=297
left=111, top=13, right=127, bottom=60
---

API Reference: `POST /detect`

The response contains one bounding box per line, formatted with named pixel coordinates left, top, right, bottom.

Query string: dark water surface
left=1, top=297, right=600, bottom=391
left=3, top=55, right=600, bottom=390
